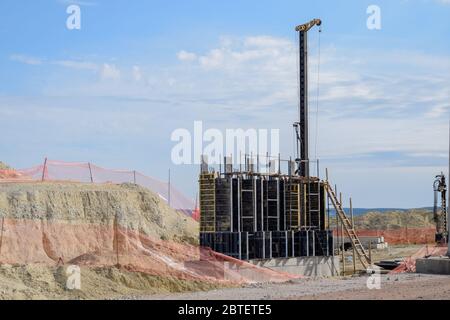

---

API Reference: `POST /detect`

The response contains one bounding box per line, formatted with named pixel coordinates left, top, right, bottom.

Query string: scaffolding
left=199, top=155, right=332, bottom=260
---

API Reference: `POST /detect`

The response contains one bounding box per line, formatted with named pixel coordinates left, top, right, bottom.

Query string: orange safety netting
left=0, top=217, right=299, bottom=284
left=390, top=244, right=448, bottom=273
left=0, top=160, right=197, bottom=220
left=356, top=228, right=436, bottom=245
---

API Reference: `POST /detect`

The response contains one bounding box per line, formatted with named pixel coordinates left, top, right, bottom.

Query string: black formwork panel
left=241, top=179, right=255, bottom=232
left=231, top=178, right=239, bottom=232
left=199, top=232, right=249, bottom=260
left=327, top=230, right=333, bottom=256
left=293, top=230, right=316, bottom=257
left=279, top=180, right=286, bottom=230
left=215, top=178, right=231, bottom=232
left=255, top=179, right=263, bottom=232
left=264, top=232, right=271, bottom=258
left=271, top=231, right=290, bottom=258
left=267, top=180, right=279, bottom=231
left=314, top=230, right=333, bottom=256
left=294, top=230, right=307, bottom=256
left=247, top=231, right=272, bottom=260
left=200, top=232, right=214, bottom=248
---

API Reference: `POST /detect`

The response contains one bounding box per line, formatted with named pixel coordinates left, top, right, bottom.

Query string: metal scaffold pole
left=350, top=197, right=356, bottom=274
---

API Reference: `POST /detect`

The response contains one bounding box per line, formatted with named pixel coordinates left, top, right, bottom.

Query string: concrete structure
left=250, top=256, right=340, bottom=277
left=416, top=256, right=450, bottom=275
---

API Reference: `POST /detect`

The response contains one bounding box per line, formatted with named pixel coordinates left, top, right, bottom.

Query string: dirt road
left=125, top=274, right=450, bottom=300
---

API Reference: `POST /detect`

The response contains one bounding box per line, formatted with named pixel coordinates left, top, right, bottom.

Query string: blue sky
left=1, top=0, right=449, bottom=207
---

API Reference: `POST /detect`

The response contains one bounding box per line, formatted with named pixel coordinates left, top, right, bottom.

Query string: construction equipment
left=293, top=18, right=372, bottom=271
left=433, top=173, right=448, bottom=244
left=294, top=18, right=322, bottom=178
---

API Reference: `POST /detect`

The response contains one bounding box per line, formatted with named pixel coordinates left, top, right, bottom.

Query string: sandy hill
left=0, top=182, right=207, bottom=299
left=0, top=182, right=198, bottom=243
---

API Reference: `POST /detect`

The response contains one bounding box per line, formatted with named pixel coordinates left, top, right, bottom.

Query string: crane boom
left=295, top=19, right=322, bottom=32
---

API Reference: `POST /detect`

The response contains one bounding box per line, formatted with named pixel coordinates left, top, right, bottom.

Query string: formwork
left=199, top=157, right=334, bottom=261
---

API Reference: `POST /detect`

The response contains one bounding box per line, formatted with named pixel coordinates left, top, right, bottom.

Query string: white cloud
left=199, top=49, right=226, bottom=69
left=244, top=36, right=291, bottom=48
left=177, top=50, right=197, bottom=62
left=99, top=63, right=121, bottom=81
left=53, top=60, right=98, bottom=71
left=132, top=65, right=142, bottom=81
left=10, top=54, right=42, bottom=65
left=12, top=35, right=450, bottom=172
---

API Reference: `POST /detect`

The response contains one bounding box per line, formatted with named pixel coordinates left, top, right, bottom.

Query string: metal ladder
left=325, top=183, right=371, bottom=269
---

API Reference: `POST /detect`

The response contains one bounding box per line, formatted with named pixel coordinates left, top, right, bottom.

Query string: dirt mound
left=0, top=182, right=296, bottom=299
left=0, top=182, right=198, bottom=244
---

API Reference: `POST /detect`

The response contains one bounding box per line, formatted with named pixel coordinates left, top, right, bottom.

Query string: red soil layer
left=0, top=218, right=298, bottom=284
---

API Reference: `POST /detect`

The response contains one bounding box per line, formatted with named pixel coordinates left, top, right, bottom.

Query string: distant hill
left=328, top=207, right=433, bottom=216
left=0, top=161, right=11, bottom=170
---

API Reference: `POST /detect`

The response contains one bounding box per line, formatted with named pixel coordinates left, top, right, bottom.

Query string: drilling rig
left=433, top=173, right=448, bottom=244
left=294, top=18, right=322, bottom=178
left=198, top=19, right=372, bottom=272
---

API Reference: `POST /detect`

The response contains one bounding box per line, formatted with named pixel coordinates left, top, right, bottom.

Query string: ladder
left=324, top=183, right=371, bottom=269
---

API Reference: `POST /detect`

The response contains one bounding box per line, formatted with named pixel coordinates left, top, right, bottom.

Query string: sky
left=0, top=0, right=449, bottom=208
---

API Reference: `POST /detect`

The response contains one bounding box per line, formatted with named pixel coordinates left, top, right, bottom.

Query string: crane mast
left=294, top=19, right=321, bottom=177
left=433, top=173, right=448, bottom=244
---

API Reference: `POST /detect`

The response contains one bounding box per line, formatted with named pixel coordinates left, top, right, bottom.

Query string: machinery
left=198, top=19, right=371, bottom=270
left=433, top=173, right=448, bottom=244
left=294, top=19, right=322, bottom=177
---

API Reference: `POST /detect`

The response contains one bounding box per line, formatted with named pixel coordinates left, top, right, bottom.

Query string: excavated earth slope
left=0, top=182, right=211, bottom=299
left=0, top=182, right=198, bottom=244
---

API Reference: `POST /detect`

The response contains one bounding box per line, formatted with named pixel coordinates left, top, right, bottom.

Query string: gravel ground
left=123, top=273, right=450, bottom=300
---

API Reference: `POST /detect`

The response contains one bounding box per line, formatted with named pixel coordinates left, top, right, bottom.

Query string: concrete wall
left=416, top=257, right=450, bottom=275
left=249, top=256, right=340, bottom=277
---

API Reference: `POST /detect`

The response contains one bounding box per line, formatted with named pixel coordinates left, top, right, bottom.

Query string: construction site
left=0, top=17, right=449, bottom=301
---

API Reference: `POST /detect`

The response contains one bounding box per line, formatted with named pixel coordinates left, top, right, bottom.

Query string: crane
left=294, top=18, right=322, bottom=177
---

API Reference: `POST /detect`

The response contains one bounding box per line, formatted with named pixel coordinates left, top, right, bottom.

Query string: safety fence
left=0, top=217, right=298, bottom=284
left=0, top=159, right=198, bottom=220
left=333, top=227, right=436, bottom=245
